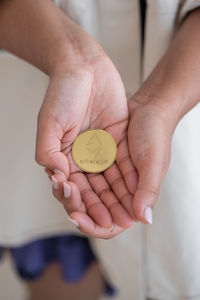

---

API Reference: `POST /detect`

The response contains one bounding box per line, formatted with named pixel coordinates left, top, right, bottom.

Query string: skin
left=37, top=56, right=138, bottom=230
left=51, top=8, right=200, bottom=238
left=0, top=1, right=200, bottom=240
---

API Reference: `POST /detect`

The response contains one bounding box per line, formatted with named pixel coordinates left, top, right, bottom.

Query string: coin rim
left=71, top=128, right=117, bottom=173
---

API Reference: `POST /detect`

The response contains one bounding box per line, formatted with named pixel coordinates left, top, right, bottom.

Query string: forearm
left=134, top=9, right=200, bottom=124
left=0, top=0, right=103, bottom=76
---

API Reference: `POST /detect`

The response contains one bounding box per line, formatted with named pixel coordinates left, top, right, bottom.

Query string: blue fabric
left=0, top=234, right=116, bottom=297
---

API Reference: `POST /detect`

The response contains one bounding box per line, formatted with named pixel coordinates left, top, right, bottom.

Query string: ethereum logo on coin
left=86, top=133, right=103, bottom=159
left=71, top=129, right=117, bottom=173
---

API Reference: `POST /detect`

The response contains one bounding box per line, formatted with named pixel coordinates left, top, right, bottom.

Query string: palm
left=37, top=56, right=138, bottom=232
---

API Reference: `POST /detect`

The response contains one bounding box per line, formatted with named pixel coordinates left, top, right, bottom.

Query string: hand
left=46, top=169, right=126, bottom=239
left=64, top=6, right=200, bottom=232
left=36, top=55, right=138, bottom=237
left=0, top=0, right=137, bottom=238
left=127, top=95, right=176, bottom=224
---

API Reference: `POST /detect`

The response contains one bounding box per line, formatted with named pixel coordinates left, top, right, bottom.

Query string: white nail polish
left=68, top=216, right=79, bottom=227
left=54, top=169, right=66, bottom=177
left=52, top=176, right=59, bottom=190
left=144, top=206, right=153, bottom=224
left=109, top=224, right=114, bottom=231
left=63, top=182, right=71, bottom=199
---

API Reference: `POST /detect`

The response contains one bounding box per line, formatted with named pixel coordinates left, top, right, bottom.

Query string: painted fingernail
left=68, top=216, right=79, bottom=227
left=54, top=169, right=66, bottom=177
left=63, top=182, right=71, bottom=199
left=144, top=206, right=153, bottom=224
left=108, top=224, right=114, bottom=231
left=52, top=176, right=59, bottom=190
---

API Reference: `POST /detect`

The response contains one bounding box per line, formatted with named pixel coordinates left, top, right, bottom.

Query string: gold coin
left=72, top=129, right=117, bottom=173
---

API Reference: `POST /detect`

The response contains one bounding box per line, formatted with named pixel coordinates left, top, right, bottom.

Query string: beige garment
left=0, top=0, right=200, bottom=299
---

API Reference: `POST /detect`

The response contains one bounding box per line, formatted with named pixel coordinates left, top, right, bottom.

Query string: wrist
left=129, top=89, right=184, bottom=132
left=47, top=17, right=105, bottom=77
left=129, top=63, right=193, bottom=127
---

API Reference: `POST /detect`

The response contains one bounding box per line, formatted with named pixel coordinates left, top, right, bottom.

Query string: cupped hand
left=48, top=170, right=125, bottom=239
left=127, top=95, right=176, bottom=224
left=36, top=55, right=138, bottom=236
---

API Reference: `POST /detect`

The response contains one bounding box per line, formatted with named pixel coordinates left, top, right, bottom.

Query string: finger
left=51, top=173, right=68, bottom=203
left=132, top=148, right=169, bottom=224
left=116, top=137, right=138, bottom=195
left=35, top=114, right=69, bottom=178
left=68, top=212, right=124, bottom=239
left=87, top=172, right=133, bottom=228
left=70, top=172, right=113, bottom=229
left=104, top=163, right=139, bottom=222
left=51, top=173, right=86, bottom=214
left=62, top=181, right=87, bottom=214
left=104, top=120, right=138, bottom=195
left=44, top=168, right=54, bottom=176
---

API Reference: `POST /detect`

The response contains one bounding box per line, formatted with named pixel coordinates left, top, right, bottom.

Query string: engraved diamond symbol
left=86, top=133, right=103, bottom=158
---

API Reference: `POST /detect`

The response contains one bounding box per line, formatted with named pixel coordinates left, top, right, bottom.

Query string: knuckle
left=80, top=187, right=93, bottom=197
left=137, top=186, right=159, bottom=199
left=117, top=155, right=130, bottom=168
left=124, top=169, right=137, bottom=179
left=87, top=202, right=100, bottom=214
left=148, top=188, right=159, bottom=200
left=108, top=201, right=119, bottom=210
left=110, top=177, right=122, bottom=189
left=99, top=187, right=111, bottom=198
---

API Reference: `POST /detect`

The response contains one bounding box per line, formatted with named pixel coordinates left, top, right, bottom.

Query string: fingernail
left=68, top=216, right=79, bottom=227
left=108, top=224, right=114, bottom=231
left=54, top=169, right=66, bottom=177
left=143, top=206, right=153, bottom=224
left=52, top=176, right=59, bottom=190
left=63, top=182, right=71, bottom=199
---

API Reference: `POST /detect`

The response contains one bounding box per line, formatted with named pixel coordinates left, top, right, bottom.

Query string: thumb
left=35, top=114, right=69, bottom=178
left=132, top=147, right=170, bottom=224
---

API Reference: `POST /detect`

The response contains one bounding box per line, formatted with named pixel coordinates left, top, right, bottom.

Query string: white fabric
left=178, top=0, right=200, bottom=23
left=0, top=0, right=200, bottom=299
